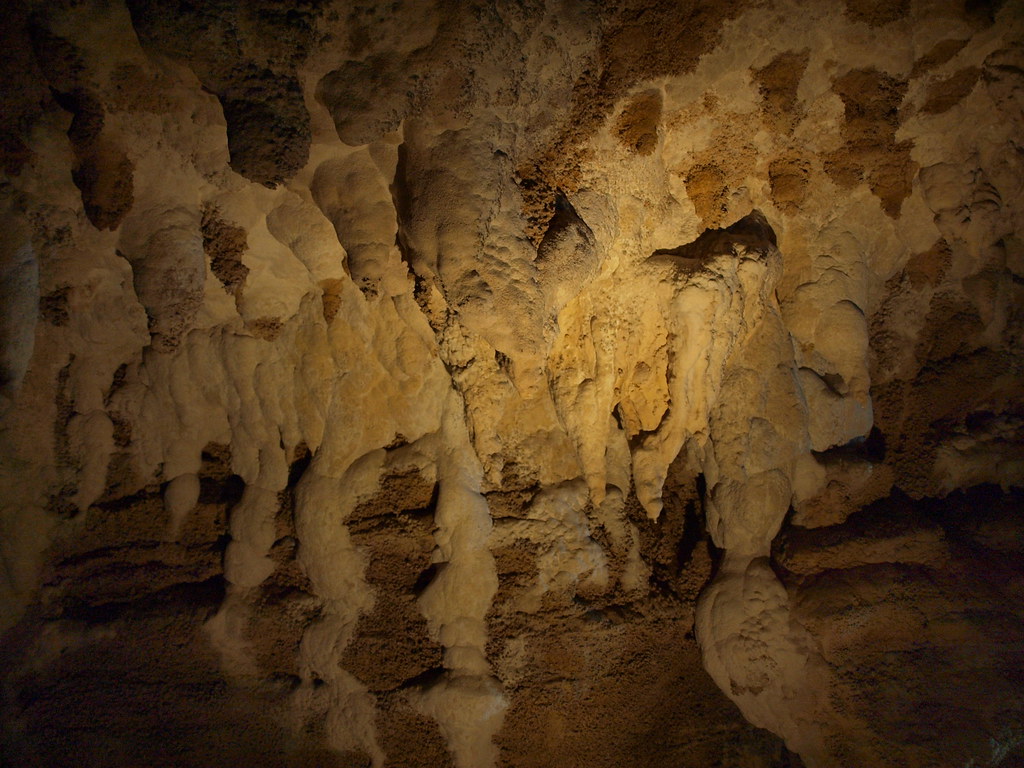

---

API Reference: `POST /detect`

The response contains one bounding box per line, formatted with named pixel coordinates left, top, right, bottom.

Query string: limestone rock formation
left=2, top=1, right=1023, bottom=766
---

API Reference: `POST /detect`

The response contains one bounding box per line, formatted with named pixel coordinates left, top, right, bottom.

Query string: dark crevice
left=812, top=425, right=886, bottom=464
left=413, top=563, right=440, bottom=597
left=706, top=537, right=725, bottom=581
left=965, top=409, right=998, bottom=431
left=535, top=190, right=595, bottom=264
left=53, top=540, right=165, bottom=568
left=287, top=446, right=312, bottom=487
left=57, top=575, right=226, bottom=624
left=611, top=404, right=627, bottom=433
left=650, top=209, right=778, bottom=270
left=198, top=474, right=246, bottom=506
left=675, top=496, right=705, bottom=569
left=397, top=666, right=446, bottom=692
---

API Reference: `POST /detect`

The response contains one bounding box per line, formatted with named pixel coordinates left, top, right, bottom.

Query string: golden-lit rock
left=1, top=1, right=1023, bottom=767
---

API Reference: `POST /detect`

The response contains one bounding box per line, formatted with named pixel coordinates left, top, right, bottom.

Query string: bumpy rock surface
left=2, top=1, right=1023, bottom=766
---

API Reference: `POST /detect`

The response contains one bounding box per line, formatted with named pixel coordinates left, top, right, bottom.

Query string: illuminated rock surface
left=1, top=1, right=1023, bottom=766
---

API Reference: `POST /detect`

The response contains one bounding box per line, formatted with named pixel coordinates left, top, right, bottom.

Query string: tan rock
left=1, top=1, right=1023, bottom=766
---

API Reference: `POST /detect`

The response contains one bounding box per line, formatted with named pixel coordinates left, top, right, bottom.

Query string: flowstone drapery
left=2, top=1, right=1023, bottom=766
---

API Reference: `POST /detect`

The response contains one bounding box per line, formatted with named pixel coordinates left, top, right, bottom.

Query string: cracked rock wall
left=2, top=1, right=1023, bottom=766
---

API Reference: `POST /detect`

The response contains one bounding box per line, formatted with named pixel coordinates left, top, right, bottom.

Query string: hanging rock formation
left=2, top=1, right=1023, bottom=766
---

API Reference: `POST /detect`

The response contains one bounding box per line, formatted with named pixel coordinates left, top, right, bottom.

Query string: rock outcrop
left=2, top=1, right=1023, bottom=766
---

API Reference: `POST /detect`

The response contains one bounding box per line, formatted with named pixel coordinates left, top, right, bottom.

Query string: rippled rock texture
left=2, top=1, right=1023, bottom=766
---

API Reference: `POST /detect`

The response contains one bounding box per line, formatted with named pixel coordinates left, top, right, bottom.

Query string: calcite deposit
left=2, top=0, right=1023, bottom=766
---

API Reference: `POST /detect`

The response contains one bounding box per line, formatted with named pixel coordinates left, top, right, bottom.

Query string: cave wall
left=1, top=0, right=1023, bottom=766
